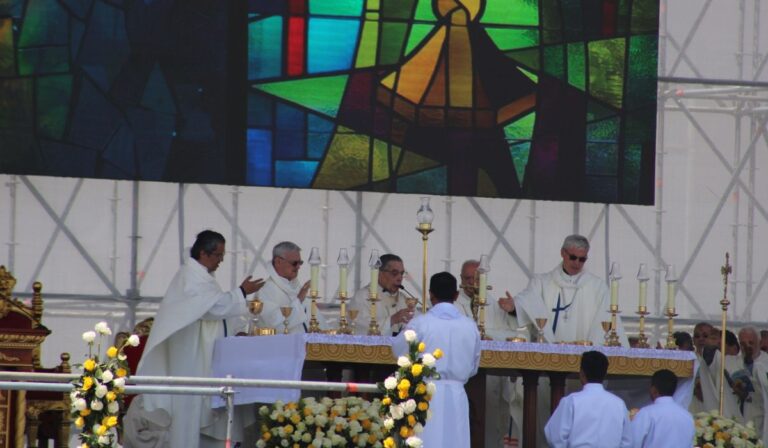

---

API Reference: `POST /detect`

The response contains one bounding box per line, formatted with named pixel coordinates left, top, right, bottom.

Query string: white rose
left=74, top=398, right=87, bottom=411
left=413, top=423, right=424, bottom=434
left=82, top=331, right=96, bottom=343
left=426, top=382, right=437, bottom=395
left=422, top=353, right=436, bottom=367
left=256, top=441, right=266, bottom=448
left=118, top=353, right=127, bottom=361
left=390, top=404, right=404, bottom=420
left=403, top=399, right=417, bottom=414
left=95, top=384, right=108, bottom=398
left=405, top=436, right=423, bottom=448
left=383, top=418, right=394, bottom=430
left=113, top=377, right=125, bottom=388
left=107, top=401, right=119, bottom=414
left=403, top=330, right=417, bottom=342
left=384, top=376, right=397, bottom=390
left=90, top=399, right=104, bottom=411
left=127, top=334, right=141, bottom=347
left=100, top=370, right=113, bottom=383
left=397, top=356, right=412, bottom=368
left=94, top=321, right=112, bottom=335
left=98, top=435, right=110, bottom=444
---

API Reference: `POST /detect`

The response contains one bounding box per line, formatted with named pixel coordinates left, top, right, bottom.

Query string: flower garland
left=694, top=410, right=764, bottom=448
left=379, top=329, right=441, bottom=448
left=257, top=396, right=386, bottom=447
left=70, top=321, right=141, bottom=448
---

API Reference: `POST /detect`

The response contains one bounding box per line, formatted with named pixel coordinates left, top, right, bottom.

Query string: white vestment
left=393, top=302, right=481, bottom=448
left=630, top=396, right=695, bottom=448
left=690, top=353, right=724, bottom=415
left=350, top=284, right=414, bottom=335
left=717, top=351, right=768, bottom=435
left=545, top=383, right=632, bottom=448
left=257, top=264, right=328, bottom=334
left=128, top=258, right=251, bottom=448
left=514, top=265, right=627, bottom=346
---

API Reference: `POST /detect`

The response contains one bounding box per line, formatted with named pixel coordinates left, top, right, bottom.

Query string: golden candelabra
left=664, top=307, right=678, bottom=349
left=635, top=306, right=651, bottom=348
left=367, top=292, right=381, bottom=336
left=605, top=304, right=621, bottom=346
left=307, top=291, right=322, bottom=333
left=718, top=252, right=732, bottom=416
left=337, top=292, right=351, bottom=335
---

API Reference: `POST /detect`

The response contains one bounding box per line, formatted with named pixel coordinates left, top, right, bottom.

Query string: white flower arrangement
left=694, top=410, right=764, bottom=448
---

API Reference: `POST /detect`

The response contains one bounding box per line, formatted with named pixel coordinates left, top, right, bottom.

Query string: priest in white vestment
left=722, top=327, right=768, bottom=438
left=630, top=369, right=695, bottom=448
left=257, top=241, right=328, bottom=333
left=456, top=259, right=520, bottom=447
left=394, top=272, right=481, bottom=448
left=350, top=253, right=417, bottom=336
left=125, top=230, right=264, bottom=448
left=545, top=351, right=632, bottom=448
left=507, top=234, right=627, bottom=346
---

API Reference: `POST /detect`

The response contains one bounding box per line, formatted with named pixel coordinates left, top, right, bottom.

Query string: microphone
left=398, top=285, right=422, bottom=307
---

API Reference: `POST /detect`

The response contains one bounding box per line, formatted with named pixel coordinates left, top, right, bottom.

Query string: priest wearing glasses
left=502, top=234, right=627, bottom=346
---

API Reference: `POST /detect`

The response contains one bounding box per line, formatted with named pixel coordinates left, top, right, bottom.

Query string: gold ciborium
left=280, top=306, right=293, bottom=334
left=535, top=318, right=548, bottom=343
left=248, top=300, right=264, bottom=336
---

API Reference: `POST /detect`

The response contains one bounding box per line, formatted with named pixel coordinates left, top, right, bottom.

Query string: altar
left=212, top=333, right=696, bottom=448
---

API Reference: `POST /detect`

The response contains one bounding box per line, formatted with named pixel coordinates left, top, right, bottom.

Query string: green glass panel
left=254, top=75, right=349, bottom=118
left=378, top=21, right=408, bottom=65
left=518, top=66, right=538, bottom=82
left=0, top=18, right=14, bottom=76
left=588, top=38, right=626, bottom=109
left=622, top=143, right=642, bottom=201
left=413, top=0, right=436, bottom=22
left=18, top=0, right=68, bottom=47
left=587, top=100, right=617, bottom=122
left=18, top=47, right=69, bottom=75
left=586, top=142, right=618, bottom=175
left=625, top=35, right=657, bottom=109
left=250, top=16, right=282, bottom=80
left=310, top=0, right=364, bottom=17
left=509, top=142, right=531, bottom=185
left=567, top=42, right=585, bottom=90
left=355, top=19, right=379, bottom=67
left=396, top=166, right=447, bottom=194
left=587, top=116, right=619, bottom=142
left=485, top=27, right=539, bottom=51
left=366, top=0, right=380, bottom=10
left=0, top=78, right=33, bottom=133
left=542, top=45, right=565, bottom=80
left=481, top=0, right=539, bottom=26
left=631, top=0, right=659, bottom=34
left=397, top=150, right=440, bottom=175
left=37, top=75, right=72, bottom=139
left=372, top=139, right=390, bottom=181
left=380, top=0, right=414, bottom=20
left=617, top=0, right=631, bottom=35
left=404, top=23, right=433, bottom=56
left=540, top=0, right=562, bottom=44
left=505, top=48, right=540, bottom=70
left=504, top=111, right=536, bottom=140
left=313, top=126, right=371, bottom=189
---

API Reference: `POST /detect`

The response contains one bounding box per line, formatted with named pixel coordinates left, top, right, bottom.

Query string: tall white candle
left=310, top=265, right=319, bottom=293
left=610, top=279, right=619, bottom=307
left=478, top=272, right=487, bottom=302
left=639, top=281, right=647, bottom=308
left=339, top=266, right=348, bottom=296
left=667, top=281, right=676, bottom=310
left=370, top=267, right=378, bottom=295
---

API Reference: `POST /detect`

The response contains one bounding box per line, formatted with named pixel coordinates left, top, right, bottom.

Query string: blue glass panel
left=247, top=129, right=272, bottom=185
left=396, top=166, right=447, bottom=194
left=308, top=18, right=360, bottom=74
left=129, top=108, right=174, bottom=180
left=141, top=65, right=176, bottom=114
left=275, top=160, right=319, bottom=187
left=102, top=124, right=135, bottom=177
left=586, top=142, right=618, bottom=175
left=275, top=103, right=305, bottom=159
left=307, top=114, right=334, bottom=160
left=69, top=77, right=123, bottom=150
left=250, top=16, right=282, bottom=80
left=249, top=92, right=273, bottom=127
left=78, top=1, right=129, bottom=88
left=40, top=140, right=97, bottom=177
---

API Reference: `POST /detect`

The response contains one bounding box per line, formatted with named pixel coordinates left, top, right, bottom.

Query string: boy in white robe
left=630, top=369, right=695, bottom=448
left=394, top=271, right=481, bottom=448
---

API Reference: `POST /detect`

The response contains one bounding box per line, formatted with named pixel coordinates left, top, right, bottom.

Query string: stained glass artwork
left=249, top=0, right=659, bottom=204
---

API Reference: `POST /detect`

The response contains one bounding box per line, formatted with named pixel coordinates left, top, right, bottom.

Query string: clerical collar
left=559, top=266, right=583, bottom=284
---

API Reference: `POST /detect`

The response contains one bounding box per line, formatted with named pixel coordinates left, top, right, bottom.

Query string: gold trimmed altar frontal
left=306, top=343, right=694, bottom=377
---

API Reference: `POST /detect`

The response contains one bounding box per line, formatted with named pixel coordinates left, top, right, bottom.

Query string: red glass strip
left=287, top=16, right=306, bottom=76
left=603, top=0, right=617, bottom=37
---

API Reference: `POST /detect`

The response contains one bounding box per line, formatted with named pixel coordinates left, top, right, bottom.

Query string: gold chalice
left=280, top=306, right=293, bottom=334
left=348, top=309, right=360, bottom=334
left=248, top=300, right=264, bottom=335
left=535, top=318, right=548, bottom=343
left=601, top=321, right=612, bottom=345
left=405, top=297, right=418, bottom=310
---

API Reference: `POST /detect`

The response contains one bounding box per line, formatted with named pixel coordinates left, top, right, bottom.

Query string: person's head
left=579, top=351, right=609, bottom=384
left=378, top=254, right=405, bottom=294
left=191, top=230, right=226, bottom=273
left=459, top=260, right=480, bottom=296
left=673, top=331, right=693, bottom=351
left=693, top=322, right=714, bottom=354
left=650, top=369, right=678, bottom=400
left=429, top=272, right=459, bottom=305
left=272, top=241, right=303, bottom=281
left=707, top=327, right=721, bottom=348
left=760, top=330, right=768, bottom=353
left=725, top=330, right=740, bottom=356
left=560, top=235, right=590, bottom=275
left=738, top=327, right=760, bottom=361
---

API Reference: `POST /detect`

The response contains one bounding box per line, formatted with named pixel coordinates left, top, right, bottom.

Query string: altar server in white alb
left=351, top=253, right=416, bottom=335
left=394, top=272, right=481, bottom=448
left=630, top=369, right=695, bottom=448
left=257, top=241, right=328, bottom=333
left=545, top=350, right=632, bottom=448
left=126, top=230, right=264, bottom=448
left=505, top=234, right=627, bottom=346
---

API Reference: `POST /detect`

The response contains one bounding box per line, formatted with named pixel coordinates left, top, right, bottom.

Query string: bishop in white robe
left=393, top=272, right=481, bottom=448
left=126, top=230, right=263, bottom=448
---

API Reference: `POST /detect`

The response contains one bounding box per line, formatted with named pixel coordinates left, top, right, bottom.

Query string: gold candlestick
left=606, top=304, right=622, bottom=346
left=665, top=307, right=678, bottom=349
left=636, top=306, right=650, bottom=348
left=307, top=290, right=321, bottom=333
left=338, top=292, right=351, bottom=334
left=416, top=197, right=434, bottom=314
left=367, top=292, right=381, bottom=336
left=718, top=252, right=732, bottom=416
left=477, top=299, right=488, bottom=340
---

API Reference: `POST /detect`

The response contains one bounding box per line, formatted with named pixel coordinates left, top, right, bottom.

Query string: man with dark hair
left=545, top=350, right=631, bottom=447
left=724, top=330, right=740, bottom=355
left=630, top=369, right=694, bottom=447
left=393, top=272, right=481, bottom=447
left=693, top=322, right=714, bottom=356
left=674, top=331, right=694, bottom=351
left=351, top=253, right=417, bottom=335
left=127, top=230, right=265, bottom=448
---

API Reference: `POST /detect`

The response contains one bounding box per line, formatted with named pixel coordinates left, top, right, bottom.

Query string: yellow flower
left=433, top=348, right=443, bottom=359
left=284, top=424, right=294, bottom=434
left=407, top=415, right=416, bottom=426
left=382, top=397, right=391, bottom=406
left=79, top=409, right=91, bottom=417
left=418, top=401, right=429, bottom=411
left=262, top=432, right=271, bottom=441
left=417, top=342, right=426, bottom=352
left=74, top=416, right=85, bottom=428
left=290, top=413, right=301, bottom=424
left=106, top=416, right=118, bottom=427
left=80, top=444, right=89, bottom=448
left=415, top=383, right=427, bottom=395
left=106, top=391, right=117, bottom=402
left=411, top=363, right=423, bottom=377
left=398, top=389, right=409, bottom=399
left=383, top=437, right=396, bottom=448
left=96, top=425, right=107, bottom=436
left=397, top=379, right=411, bottom=391
left=106, top=346, right=118, bottom=358
left=400, top=426, right=410, bottom=438
left=83, top=359, right=96, bottom=371
left=367, top=434, right=378, bottom=444
left=82, top=376, right=93, bottom=390
left=116, top=368, right=127, bottom=378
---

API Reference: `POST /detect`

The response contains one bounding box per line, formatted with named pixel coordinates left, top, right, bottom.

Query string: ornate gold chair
left=0, top=266, right=70, bottom=448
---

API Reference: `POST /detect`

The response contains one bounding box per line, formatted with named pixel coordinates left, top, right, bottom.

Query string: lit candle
left=609, top=262, right=621, bottom=307
left=665, top=264, right=677, bottom=310
left=308, top=247, right=321, bottom=294
left=637, top=264, right=649, bottom=309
